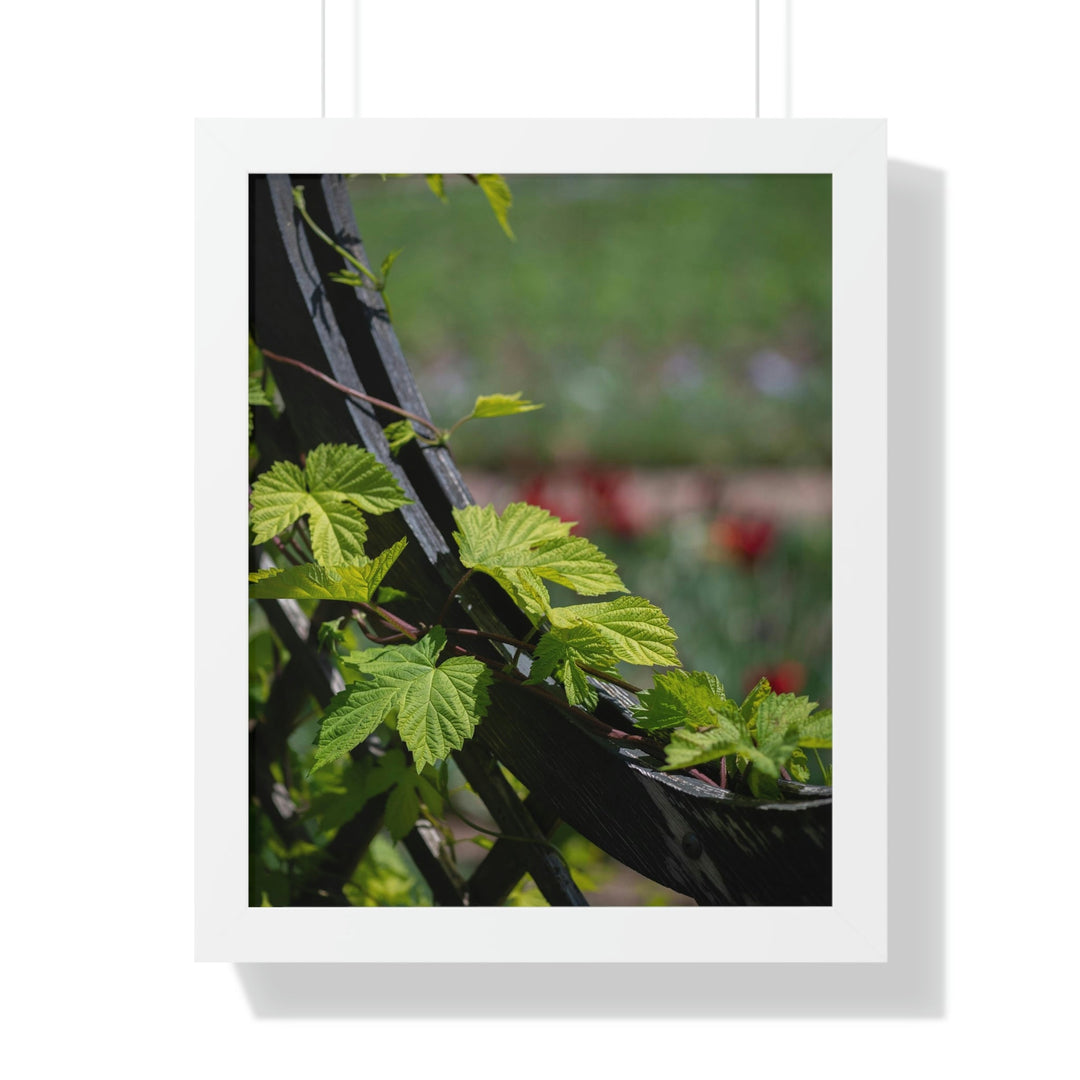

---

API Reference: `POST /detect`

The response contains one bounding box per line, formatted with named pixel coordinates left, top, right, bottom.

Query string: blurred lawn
left=348, top=173, right=831, bottom=467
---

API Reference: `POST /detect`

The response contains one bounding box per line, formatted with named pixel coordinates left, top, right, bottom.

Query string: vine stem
left=292, top=188, right=381, bottom=288
left=353, top=601, right=418, bottom=641
left=271, top=535, right=301, bottom=566
left=575, top=664, right=643, bottom=695
left=261, top=349, right=443, bottom=438
left=688, top=768, right=721, bottom=789
left=445, top=625, right=535, bottom=653
left=478, top=661, right=663, bottom=756
left=437, top=568, right=475, bottom=627
left=445, top=628, right=642, bottom=695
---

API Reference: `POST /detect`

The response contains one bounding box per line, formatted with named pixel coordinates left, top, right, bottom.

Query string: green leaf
left=248, top=377, right=273, bottom=408
left=375, top=585, right=410, bottom=605
left=248, top=539, right=406, bottom=602
left=475, top=173, right=515, bottom=240
left=303, top=443, right=412, bottom=516
left=452, top=503, right=626, bottom=617
left=249, top=460, right=311, bottom=543
left=249, top=443, right=411, bottom=565
left=316, top=617, right=348, bottom=652
left=382, top=419, right=418, bottom=455
left=426, top=174, right=448, bottom=202
left=661, top=714, right=747, bottom=771
left=740, top=676, right=772, bottom=728
left=379, top=248, right=403, bottom=280
left=471, top=392, right=543, bottom=419
left=416, top=769, right=445, bottom=817
left=328, top=269, right=366, bottom=287
left=788, top=748, right=811, bottom=783
left=633, top=670, right=725, bottom=732
left=549, top=596, right=679, bottom=667
left=797, top=708, right=832, bottom=749
left=312, top=628, right=492, bottom=774
left=527, top=624, right=619, bottom=711
left=384, top=779, right=421, bottom=842
left=753, top=694, right=818, bottom=777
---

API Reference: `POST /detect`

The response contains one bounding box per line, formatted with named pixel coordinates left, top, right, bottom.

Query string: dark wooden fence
left=249, top=172, right=832, bottom=906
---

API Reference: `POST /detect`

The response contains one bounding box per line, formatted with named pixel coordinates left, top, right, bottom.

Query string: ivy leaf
left=632, top=670, right=725, bottom=732
left=797, top=708, right=832, bottom=749
left=426, top=174, right=448, bottom=202
left=249, top=539, right=406, bottom=601
left=382, top=419, right=418, bottom=455
left=549, top=596, right=679, bottom=667
left=527, top=625, right=619, bottom=711
left=250, top=443, right=411, bottom=565
left=471, top=392, right=543, bottom=419
left=452, top=503, right=626, bottom=617
left=475, top=174, right=515, bottom=240
left=311, top=628, right=492, bottom=774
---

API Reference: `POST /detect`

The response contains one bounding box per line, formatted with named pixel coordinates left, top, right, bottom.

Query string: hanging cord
left=755, top=0, right=761, bottom=118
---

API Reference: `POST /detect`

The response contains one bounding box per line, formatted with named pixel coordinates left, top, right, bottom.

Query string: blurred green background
left=349, top=174, right=831, bottom=467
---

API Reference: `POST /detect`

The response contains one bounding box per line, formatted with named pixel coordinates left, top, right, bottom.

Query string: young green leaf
left=452, top=503, right=627, bottom=617
left=788, top=747, right=811, bottom=783
left=740, top=675, right=772, bottom=727
left=316, top=617, right=348, bottom=653
left=379, top=248, right=403, bottom=280
left=425, top=174, right=448, bottom=202
left=250, top=443, right=412, bottom=565
left=661, top=707, right=753, bottom=772
left=526, top=624, right=620, bottom=711
left=312, top=628, right=492, bottom=774
left=470, top=392, right=543, bottom=419
left=249, top=539, right=406, bottom=602
left=632, top=669, right=725, bottom=732
left=248, top=376, right=273, bottom=408
left=382, top=419, right=418, bottom=455
left=796, top=708, right=832, bottom=749
left=752, top=694, right=817, bottom=777
left=549, top=596, right=679, bottom=667
left=475, top=173, right=515, bottom=239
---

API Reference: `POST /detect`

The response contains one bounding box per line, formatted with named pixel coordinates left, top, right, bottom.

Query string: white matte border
left=195, top=119, right=886, bottom=963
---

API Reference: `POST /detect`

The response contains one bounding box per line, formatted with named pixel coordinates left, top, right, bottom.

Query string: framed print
left=195, top=119, right=885, bottom=962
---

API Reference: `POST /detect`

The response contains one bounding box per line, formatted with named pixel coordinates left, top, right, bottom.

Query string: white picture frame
left=195, top=118, right=886, bottom=963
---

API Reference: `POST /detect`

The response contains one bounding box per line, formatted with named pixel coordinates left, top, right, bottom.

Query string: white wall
left=6, top=1, right=1074, bottom=1075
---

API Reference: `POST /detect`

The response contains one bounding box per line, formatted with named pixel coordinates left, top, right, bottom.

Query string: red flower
left=744, top=660, right=806, bottom=696
left=579, top=466, right=644, bottom=539
left=711, top=516, right=775, bottom=566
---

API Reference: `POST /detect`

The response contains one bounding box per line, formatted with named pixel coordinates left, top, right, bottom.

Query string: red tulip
left=711, top=515, right=776, bottom=566
left=744, top=660, right=806, bottom=696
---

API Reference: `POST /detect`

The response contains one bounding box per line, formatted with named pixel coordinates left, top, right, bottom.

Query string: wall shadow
left=234, top=160, right=945, bottom=1017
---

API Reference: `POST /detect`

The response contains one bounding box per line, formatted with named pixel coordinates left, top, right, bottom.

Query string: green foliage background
left=348, top=173, right=831, bottom=467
